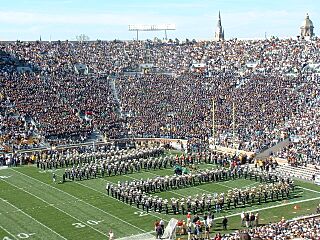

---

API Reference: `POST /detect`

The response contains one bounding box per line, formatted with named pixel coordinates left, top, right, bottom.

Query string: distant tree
left=154, top=37, right=162, bottom=43
left=174, top=38, right=180, bottom=45
left=76, top=34, right=90, bottom=42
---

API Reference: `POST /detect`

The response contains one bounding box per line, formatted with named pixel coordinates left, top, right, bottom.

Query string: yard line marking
left=1, top=179, right=109, bottom=238
left=193, top=186, right=212, bottom=194
left=204, top=164, right=216, bottom=167
left=125, top=174, right=187, bottom=198
left=143, top=171, right=164, bottom=177
left=0, top=225, right=18, bottom=240
left=245, top=182, right=259, bottom=188
left=116, top=231, right=155, bottom=240
left=214, top=196, right=320, bottom=221
left=0, top=197, right=68, bottom=240
left=297, top=186, right=320, bottom=194
left=10, top=168, right=146, bottom=233
left=215, top=182, right=233, bottom=189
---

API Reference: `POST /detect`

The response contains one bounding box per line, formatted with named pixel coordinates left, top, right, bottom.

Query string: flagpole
left=212, top=98, right=215, bottom=146
left=232, top=102, right=235, bottom=149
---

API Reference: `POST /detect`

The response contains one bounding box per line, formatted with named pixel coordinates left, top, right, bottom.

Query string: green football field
left=1, top=161, right=320, bottom=240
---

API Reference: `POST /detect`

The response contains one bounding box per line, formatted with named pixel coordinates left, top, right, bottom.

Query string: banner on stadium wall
left=290, top=135, right=301, bottom=143
left=209, top=143, right=255, bottom=157
left=315, top=175, right=320, bottom=185
left=192, top=63, right=206, bottom=68
left=134, top=137, right=188, bottom=151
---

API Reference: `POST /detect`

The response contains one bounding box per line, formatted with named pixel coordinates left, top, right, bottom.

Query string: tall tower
left=215, top=11, right=224, bottom=41
left=300, top=13, right=314, bottom=38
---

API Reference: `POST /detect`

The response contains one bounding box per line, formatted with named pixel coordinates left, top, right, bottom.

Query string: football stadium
left=1, top=1, right=320, bottom=240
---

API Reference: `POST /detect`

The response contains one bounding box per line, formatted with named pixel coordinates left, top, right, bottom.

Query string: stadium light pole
left=212, top=98, right=215, bottom=146
left=232, top=102, right=236, bottom=149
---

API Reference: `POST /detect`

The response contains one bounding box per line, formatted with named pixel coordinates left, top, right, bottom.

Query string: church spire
left=217, top=11, right=222, bottom=27
left=215, top=11, right=224, bottom=41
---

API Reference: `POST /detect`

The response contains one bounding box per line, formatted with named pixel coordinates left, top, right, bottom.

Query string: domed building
left=300, top=13, right=314, bottom=38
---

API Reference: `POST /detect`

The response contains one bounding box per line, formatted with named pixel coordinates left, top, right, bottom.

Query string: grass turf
left=0, top=164, right=320, bottom=240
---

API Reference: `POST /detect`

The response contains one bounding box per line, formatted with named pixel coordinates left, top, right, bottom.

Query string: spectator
left=222, top=216, right=228, bottom=230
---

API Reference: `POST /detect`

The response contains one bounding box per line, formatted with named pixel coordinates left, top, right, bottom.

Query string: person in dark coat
left=222, top=216, right=228, bottom=230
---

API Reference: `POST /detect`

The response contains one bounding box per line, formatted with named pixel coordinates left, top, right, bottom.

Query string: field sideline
left=1, top=163, right=320, bottom=240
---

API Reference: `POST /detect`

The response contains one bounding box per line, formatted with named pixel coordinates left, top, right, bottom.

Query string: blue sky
left=0, top=0, right=318, bottom=41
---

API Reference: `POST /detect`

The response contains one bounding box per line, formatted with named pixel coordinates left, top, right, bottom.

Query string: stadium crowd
left=229, top=216, right=320, bottom=240
left=1, top=38, right=320, bottom=240
left=177, top=214, right=320, bottom=240
left=0, top=38, right=319, bottom=160
left=274, top=85, right=320, bottom=166
left=174, top=206, right=320, bottom=240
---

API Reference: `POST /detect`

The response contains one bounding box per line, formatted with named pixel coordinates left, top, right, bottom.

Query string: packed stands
left=0, top=39, right=319, bottom=160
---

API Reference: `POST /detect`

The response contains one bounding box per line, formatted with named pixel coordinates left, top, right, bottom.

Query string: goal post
left=161, top=218, right=179, bottom=240
left=116, top=218, right=178, bottom=240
